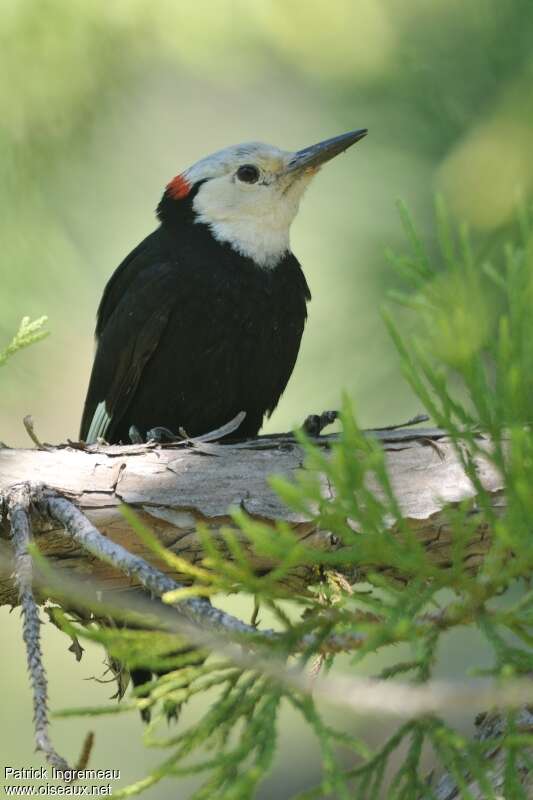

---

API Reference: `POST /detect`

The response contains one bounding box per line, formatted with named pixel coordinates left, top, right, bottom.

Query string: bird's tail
left=94, top=589, right=210, bottom=723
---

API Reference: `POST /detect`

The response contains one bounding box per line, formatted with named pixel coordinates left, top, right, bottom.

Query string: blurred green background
left=2, top=0, right=533, bottom=796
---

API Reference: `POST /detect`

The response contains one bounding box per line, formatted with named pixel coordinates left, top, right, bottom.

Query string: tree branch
left=0, top=427, right=503, bottom=606
left=5, top=484, right=90, bottom=777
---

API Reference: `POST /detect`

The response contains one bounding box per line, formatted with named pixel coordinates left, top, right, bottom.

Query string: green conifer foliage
left=50, top=207, right=533, bottom=798
left=0, top=317, right=48, bottom=367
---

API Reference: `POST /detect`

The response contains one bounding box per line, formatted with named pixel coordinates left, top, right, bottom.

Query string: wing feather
left=85, top=400, right=112, bottom=443
left=80, top=258, right=177, bottom=443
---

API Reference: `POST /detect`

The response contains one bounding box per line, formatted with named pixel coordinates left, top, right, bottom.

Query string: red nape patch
left=167, top=173, right=192, bottom=200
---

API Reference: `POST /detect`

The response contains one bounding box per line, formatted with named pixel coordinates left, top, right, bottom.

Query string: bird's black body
left=80, top=186, right=310, bottom=443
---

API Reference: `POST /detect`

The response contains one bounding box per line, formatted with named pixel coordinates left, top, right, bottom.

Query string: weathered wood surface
left=0, top=428, right=503, bottom=606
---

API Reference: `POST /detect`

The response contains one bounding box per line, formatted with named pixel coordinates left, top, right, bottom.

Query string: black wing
left=94, top=231, right=162, bottom=339
left=80, top=242, right=177, bottom=443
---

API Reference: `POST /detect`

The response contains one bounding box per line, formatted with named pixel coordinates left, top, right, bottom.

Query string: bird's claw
left=302, top=410, right=338, bottom=437
left=128, top=412, right=247, bottom=445
left=146, top=426, right=185, bottom=443
left=128, top=425, right=184, bottom=444
left=128, top=425, right=144, bottom=444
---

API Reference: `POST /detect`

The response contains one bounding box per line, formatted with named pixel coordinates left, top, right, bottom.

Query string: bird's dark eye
left=236, top=164, right=260, bottom=184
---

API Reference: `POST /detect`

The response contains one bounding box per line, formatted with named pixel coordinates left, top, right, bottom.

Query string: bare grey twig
left=37, top=489, right=365, bottom=654
left=6, top=484, right=72, bottom=774
left=23, top=415, right=51, bottom=450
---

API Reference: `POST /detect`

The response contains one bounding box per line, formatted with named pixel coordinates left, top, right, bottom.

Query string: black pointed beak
left=285, top=129, right=368, bottom=174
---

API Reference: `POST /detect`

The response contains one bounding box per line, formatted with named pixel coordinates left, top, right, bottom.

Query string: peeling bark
left=0, top=427, right=503, bottom=606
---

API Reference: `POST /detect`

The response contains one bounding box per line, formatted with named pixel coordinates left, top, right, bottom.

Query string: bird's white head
left=162, top=130, right=367, bottom=268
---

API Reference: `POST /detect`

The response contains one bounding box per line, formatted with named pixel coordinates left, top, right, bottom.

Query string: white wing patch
left=86, top=400, right=112, bottom=443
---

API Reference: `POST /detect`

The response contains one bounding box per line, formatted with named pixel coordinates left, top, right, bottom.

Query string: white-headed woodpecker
left=80, top=129, right=367, bottom=445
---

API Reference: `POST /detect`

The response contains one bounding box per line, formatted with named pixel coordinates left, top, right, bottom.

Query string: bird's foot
left=128, top=425, right=186, bottom=444
left=302, top=410, right=338, bottom=437
left=147, top=426, right=187, bottom=443
left=128, top=412, right=247, bottom=446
